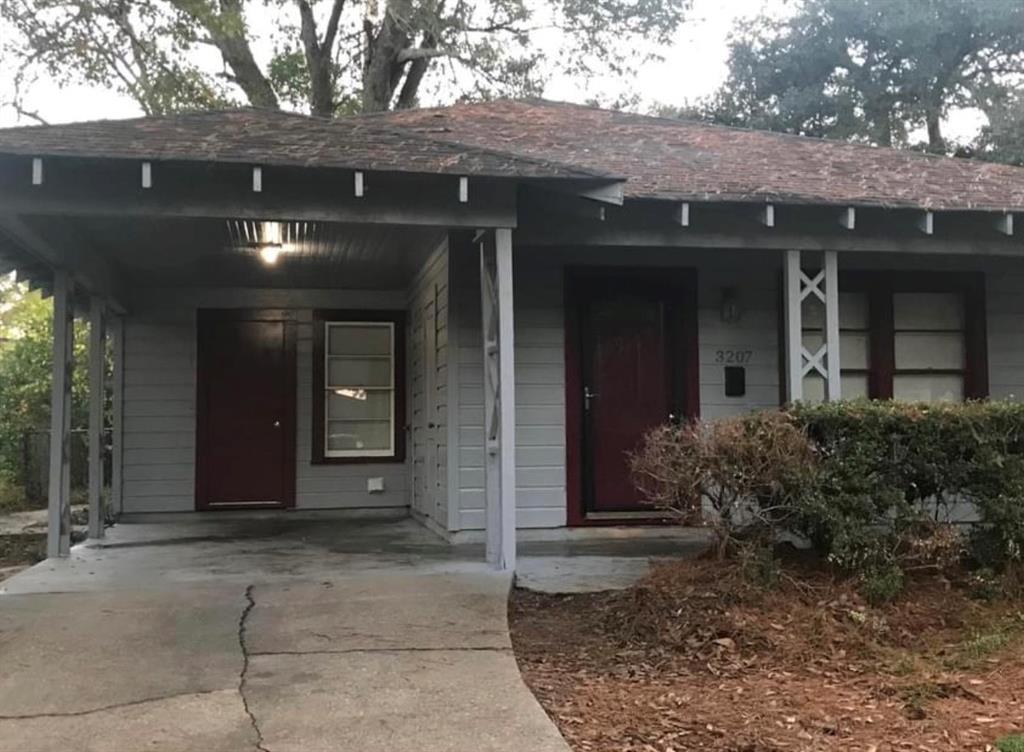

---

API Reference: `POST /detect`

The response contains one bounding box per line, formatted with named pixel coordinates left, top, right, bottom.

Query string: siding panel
left=121, top=287, right=411, bottom=513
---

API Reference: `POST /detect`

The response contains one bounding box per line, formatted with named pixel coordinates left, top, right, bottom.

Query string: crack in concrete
left=238, top=584, right=270, bottom=752
left=0, top=688, right=227, bottom=721
left=249, top=645, right=511, bottom=657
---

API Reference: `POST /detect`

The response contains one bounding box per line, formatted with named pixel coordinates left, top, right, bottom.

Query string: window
left=801, top=291, right=871, bottom=401
left=892, top=292, right=967, bottom=402
left=799, top=272, right=987, bottom=404
left=312, top=311, right=405, bottom=463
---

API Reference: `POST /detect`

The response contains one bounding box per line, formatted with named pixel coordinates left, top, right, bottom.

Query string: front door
left=566, top=270, right=698, bottom=523
left=196, top=310, right=296, bottom=509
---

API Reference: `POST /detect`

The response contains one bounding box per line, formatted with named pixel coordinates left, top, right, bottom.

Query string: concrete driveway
left=0, top=513, right=570, bottom=752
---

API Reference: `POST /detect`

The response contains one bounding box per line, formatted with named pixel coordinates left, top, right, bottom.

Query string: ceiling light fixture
left=226, top=219, right=305, bottom=265
left=259, top=245, right=282, bottom=265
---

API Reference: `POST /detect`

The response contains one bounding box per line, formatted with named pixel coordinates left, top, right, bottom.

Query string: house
left=1, top=99, right=1023, bottom=570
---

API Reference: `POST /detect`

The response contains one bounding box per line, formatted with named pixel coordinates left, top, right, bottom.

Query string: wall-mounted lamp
left=720, top=287, right=742, bottom=324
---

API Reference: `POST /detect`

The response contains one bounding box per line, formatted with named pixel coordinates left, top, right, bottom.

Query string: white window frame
left=323, top=320, right=396, bottom=459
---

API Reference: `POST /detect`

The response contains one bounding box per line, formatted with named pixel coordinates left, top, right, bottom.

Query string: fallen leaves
left=509, top=559, right=1024, bottom=752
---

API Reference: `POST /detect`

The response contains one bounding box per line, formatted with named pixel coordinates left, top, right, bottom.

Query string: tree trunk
left=297, top=0, right=341, bottom=118
left=362, top=0, right=412, bottom=112
left=395, top=33, right=435, bottom=109
left=178, top=0, right=279, bottom=110
left=926, top=108, right=945, bottom=153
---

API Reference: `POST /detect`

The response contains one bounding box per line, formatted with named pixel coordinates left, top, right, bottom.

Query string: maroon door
left=196, top=310, right=296, bottom=509
left=567, top=270, right=698, bottom=521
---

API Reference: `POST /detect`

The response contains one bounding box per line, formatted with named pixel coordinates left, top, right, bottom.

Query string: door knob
left=583, top=386, right=598, bottom=411
left=273, top=420, right=281, bottom=428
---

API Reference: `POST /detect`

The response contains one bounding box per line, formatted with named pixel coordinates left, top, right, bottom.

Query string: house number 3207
left=714, top=350, right=753, bottom=364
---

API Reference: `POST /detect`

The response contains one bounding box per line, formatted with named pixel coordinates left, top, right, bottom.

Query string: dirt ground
left=0, top=532, right=45, bottom=582
left=510, top=559, right=1024, bottom=752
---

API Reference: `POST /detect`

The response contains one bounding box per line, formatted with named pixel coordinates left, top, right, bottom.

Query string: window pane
left=801, top=295, right=825, bottom=328
left=328, top=324, right=391, bottom=356
left=893, top=293, right=964, bottom=330
left=841, top=373, right=869, bottom=399
left=893, top=374, right=964, bottom=403
left=801, top=292, right=867, bottom=329
left=840, top=293, right=869, bottom=329
left=801, top=329, right=825, bottom=353
left=328, top=390, right=391, bottom=421
left=894, top=332, right=965, bottom=370
left=840, top=331, right=870, bottom=369
left=328, top=357, right=392, bottom=387
left=802, top=374, right=825, bottom=403
left=327, top=420, right=392, bottom=452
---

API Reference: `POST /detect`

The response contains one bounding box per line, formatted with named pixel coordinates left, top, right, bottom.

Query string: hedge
left=789, top=400, right=1024, bottom=578
left=631, top=400, right=1024, bottom=601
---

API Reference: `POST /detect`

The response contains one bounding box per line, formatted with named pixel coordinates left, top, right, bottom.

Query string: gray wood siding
left=123, top=311, right=195, bottom=512
left=407, top=243, right=450, bottom=530
left=121, top=287, right=409, bottom=513
left=448, top=246, right=1024, bottom=531
left=448, top=244, right=783, bottom=530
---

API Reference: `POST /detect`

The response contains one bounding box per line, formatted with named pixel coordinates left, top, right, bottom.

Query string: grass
left=943, top=616, right=1024, bottom=671
left=997, top=735, right=1024, bottom=752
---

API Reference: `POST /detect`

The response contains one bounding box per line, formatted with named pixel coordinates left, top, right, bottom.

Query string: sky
left=0, top=0, right=987, bottom=140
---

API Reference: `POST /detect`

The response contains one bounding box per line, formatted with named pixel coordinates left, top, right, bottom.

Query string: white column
left=783, top=250, right=803, bottom=402
left=87, top=296, right=106, bottom=539
left=109, top=315, right=125, bottom=517
left=479, top=228, right=517, bottom=571
left=823, top=251, right=841, bottom=401
left=494, top=228, right=516, bottom=571
left=783, top=250, right=842, bottom=404
left=47, top=270, right=74, bottom=558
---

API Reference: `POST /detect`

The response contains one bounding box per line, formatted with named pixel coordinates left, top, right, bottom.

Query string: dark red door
left=196, top=310, right=296, bottom=509
left=567, top=270, right=698, bottom=521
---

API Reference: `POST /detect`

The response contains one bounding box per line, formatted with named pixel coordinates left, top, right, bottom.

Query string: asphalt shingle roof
left=3, top=99, right=1024, bottom=211
left=0, top=107, right=607, bottom=180
left=376, top=99, right=1024, bottom=211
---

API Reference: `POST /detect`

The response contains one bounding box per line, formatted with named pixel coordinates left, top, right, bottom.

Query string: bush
left=633, top=401, right=1024, bottom=602
left=630, top=411, right=816, bottom=559
left=791, top=400, right=1024, bottom=584
left=860, top=564, right=905, bottom=606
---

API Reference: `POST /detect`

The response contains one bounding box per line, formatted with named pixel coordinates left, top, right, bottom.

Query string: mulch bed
left=509, top=558, right=1024, bottom=751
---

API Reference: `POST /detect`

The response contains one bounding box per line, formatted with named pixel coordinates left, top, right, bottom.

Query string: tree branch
left=170, top=0, right=278, bottom=109
left=395, top=46, right=451, bottom=64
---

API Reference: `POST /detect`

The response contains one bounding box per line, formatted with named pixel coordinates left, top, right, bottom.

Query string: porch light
left=720, top=287, right=742, bottom=323
left=259, top=245, right=282, bottom=265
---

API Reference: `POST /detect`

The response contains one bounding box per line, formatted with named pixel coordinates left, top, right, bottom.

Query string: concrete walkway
left=0, top=513, right=570, bottom=752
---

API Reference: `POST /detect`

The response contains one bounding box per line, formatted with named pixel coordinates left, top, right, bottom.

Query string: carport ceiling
left=22, top=214, right=444, bottom=290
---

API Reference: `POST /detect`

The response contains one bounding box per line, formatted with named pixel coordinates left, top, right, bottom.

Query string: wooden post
left=87, top=296, right=106, bottom=539
left=47, top=270, right=74, bottom=558
left=479, top=229, right=517, bottom=571
left=783, top=250, right=803, bottom=402
left=109, top=315, right=125, bottom=517
left=823, top=251, right=841, bottom=401
left=495, top=227, right=516, bottom=571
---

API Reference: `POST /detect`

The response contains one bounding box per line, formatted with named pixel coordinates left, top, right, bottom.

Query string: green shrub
left=790, top=400, right=1024, bottom=588
left=633, top=401, right=1024, bottom=597
left=860, top=564, right=905, bottom=605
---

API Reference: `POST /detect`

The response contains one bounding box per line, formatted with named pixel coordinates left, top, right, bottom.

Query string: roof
left=3, top=99, right=1024, bottom=211
left=0, top=107, right=607, bottom=181
left=374, top=99, right=1024, bottom=211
